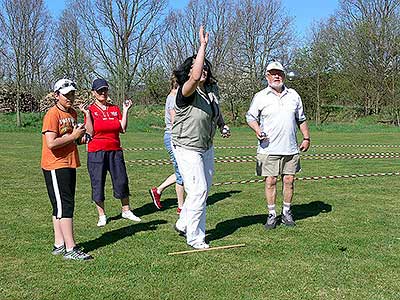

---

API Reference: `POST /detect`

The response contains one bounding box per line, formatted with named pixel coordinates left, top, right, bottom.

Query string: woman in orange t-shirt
left=41, top=79, right=93, bottom=261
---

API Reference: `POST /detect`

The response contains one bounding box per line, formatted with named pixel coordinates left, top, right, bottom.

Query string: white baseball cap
left=53, top=79, right=77, bottom=94
left=266, top=61, right=285, bottom=73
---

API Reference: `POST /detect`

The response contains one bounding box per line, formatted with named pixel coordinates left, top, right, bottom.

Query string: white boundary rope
left=212, top=172, right=400, bottom=186
left=127, top=152, right=400, bottom=166
left=124, top=144, right=400, bottom=151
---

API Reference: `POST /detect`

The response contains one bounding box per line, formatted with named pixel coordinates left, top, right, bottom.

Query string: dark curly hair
left=173, top=55, right=217, bottom=88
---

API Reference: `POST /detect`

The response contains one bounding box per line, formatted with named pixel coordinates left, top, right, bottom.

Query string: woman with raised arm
left=172, top=26, right=230, bottom=249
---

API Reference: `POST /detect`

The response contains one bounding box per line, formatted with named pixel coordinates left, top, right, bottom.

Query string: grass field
left=1, top=124, right=400, bottom=300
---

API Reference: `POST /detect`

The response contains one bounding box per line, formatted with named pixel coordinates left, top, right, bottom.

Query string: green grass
left=1, top=124, right=400, bottom=299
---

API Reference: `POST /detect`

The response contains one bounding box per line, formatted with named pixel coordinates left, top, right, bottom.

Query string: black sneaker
left=51, top=245, right=65, bottom=255
left=63, top=246, right=93, bottom=261
left=264, top=214, right=278, bottom=230
left=281, top=210, right=296, bottom=227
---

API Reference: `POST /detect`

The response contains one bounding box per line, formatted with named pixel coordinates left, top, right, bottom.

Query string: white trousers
left=174, top=145, right=214, bottom=246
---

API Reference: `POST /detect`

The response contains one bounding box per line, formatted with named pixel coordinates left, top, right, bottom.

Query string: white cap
left=266, top=61, right=285, bottom=73
left=53, top=79, right=77, bottom=94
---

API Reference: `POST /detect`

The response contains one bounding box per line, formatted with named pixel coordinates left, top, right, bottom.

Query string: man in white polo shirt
left=246, top=61, right=310, bottom=230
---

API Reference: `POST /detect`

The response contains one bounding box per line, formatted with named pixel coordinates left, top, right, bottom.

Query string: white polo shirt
left=246, top=86, right=306, bottom=155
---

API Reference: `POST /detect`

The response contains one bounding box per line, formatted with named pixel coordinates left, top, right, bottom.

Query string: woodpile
left=40, top=90, right=94, bottom=112
left=0, top=87, right=94, bottom=113
left=0, top=88, right=38, bottom=113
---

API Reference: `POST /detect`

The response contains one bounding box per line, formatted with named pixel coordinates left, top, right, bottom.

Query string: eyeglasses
left=95, top=88, right=109, bottom=94
left=57, top=81, right=77, bottom=91
left=267, top=70, right=284, bottom=77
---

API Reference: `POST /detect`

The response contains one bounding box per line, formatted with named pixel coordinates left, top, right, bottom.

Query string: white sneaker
left=191, top=242, right=210, bottom=249
left=97, top=215, right=107, bottom=227
left=121, top=210, right=141, bottom=222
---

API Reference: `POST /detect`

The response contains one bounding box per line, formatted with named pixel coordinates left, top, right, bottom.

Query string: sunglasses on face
left=96, top=88, right=109, bottom=94
left=268, top=71, right=284, bottom=77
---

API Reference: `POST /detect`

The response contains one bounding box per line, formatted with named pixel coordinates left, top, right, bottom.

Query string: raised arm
left=182, top=26, right=209, bottom=97
left=79, top=103, right=93, bottom=136
left=120, top=99, right=133, bottom=132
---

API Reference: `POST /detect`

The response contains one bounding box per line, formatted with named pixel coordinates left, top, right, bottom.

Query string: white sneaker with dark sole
left=51, top=245, right=65, bottom=255
left=64, top=246, right=93, bottom=261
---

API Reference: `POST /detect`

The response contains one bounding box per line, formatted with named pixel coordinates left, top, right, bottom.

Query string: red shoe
left=177, top=207, right=182, bottom=214
left=149, top=187, right=162, bottom=209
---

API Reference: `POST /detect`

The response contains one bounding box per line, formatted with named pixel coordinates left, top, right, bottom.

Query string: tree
left=0, top=0, right=51, bottom=125
left=334, top=0, right=400, bottom=115
left=292, top=19, right=338, bottom=125
left=74, top=0, right=167, bottom=104
left=52, top=8, right=94, bottom=89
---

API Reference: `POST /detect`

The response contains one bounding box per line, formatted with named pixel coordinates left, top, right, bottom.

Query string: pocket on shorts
left=256, top=153, right=267, bottom=176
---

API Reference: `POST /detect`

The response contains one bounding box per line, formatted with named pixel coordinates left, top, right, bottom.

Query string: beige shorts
left=256, top=153, right=301, bottom=177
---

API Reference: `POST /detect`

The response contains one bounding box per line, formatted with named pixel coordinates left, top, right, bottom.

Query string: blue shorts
left=164, top=131, right=183, bottom=185
left=87, top=150, right=130, bottom=202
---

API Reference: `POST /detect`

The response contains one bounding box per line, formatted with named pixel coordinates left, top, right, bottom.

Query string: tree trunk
left=315, top=72, right=320, bottom=125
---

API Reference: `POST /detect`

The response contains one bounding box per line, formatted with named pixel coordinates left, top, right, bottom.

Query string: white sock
left=267, top=204, right=276, bottom=216
left=54, top=243, right=64, bottom=248
left=283, top=202, right=291, bottom=215
left=99, top=215, right=106, bottom=220
left=66, top=247, right=74, bottom=252
left=157, top=188, right=162, bottom=195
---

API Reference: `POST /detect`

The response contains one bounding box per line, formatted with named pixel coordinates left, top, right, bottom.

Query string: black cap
left=92, top=78, right=109, bottom=91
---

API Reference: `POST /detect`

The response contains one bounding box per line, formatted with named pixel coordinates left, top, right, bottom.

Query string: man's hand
left=299, top=139, right=310, bottom=152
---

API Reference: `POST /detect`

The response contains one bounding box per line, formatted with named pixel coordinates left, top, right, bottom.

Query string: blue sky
left=46, top=0, right=339, bottom=38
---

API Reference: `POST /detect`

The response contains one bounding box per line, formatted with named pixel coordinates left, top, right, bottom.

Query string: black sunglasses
left=96, top=87, right=109, bottom=93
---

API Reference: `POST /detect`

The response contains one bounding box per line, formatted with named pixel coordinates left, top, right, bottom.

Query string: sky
left=45, top=0, right=339, bottom=38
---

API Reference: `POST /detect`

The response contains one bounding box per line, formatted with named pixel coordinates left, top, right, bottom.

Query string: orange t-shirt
left=41, top=105, right=81, bottom=170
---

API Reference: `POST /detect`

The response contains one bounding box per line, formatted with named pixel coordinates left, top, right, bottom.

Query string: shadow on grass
left=133, top=190, right=242, bottom=217
left=207, top=201, right=332, bottom=241
left=206, top=214, right=266, bottom=241
left=134, top=197, right=179, bottom=217
left=207, top=190, right=241, bottom=206
left=291, top=200, right=332, bottom=219
left=79, top=219, right=168, bottom=252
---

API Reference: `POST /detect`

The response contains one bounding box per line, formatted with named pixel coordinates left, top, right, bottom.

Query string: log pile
left=0, top=88, right=38, bottom=113
left=40, top=90, right=93, bottom=112
left=0, top=87, right=107, bottom=113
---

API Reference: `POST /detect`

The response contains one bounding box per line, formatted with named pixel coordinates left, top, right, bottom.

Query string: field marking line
left=127, top=152, right=400, bottom=166
left=168, top=243, right=246, bottom=255
left=212, top=172, right=400, bottom=186
left=124, top=144, right=400, bottom=151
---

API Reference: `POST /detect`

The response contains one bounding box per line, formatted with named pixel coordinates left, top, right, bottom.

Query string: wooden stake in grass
left=168, top=243, right=246, bottom=255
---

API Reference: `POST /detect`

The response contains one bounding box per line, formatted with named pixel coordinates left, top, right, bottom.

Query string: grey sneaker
left=64, top=246, right=93, bottom=261
left=264, top=213, right=278, bottom=230
left=281, top=210, right=296, bottom=227
left=52, top=244, right=65, bottom=255
left=174, top=224, right=186, bottom=237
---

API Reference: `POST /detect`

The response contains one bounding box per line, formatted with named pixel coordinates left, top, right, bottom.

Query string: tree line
left=0, top=0, right=399, bottom=126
